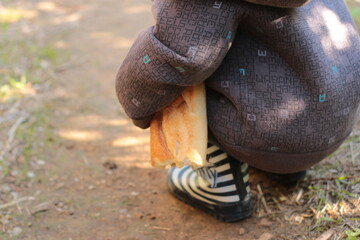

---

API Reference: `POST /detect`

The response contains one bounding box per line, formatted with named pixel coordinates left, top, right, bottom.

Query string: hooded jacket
left=116, top=0, right=360, bottom=173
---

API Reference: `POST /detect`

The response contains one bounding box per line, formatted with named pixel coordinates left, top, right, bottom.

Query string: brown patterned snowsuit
left=116, top=0, right=360, bottom=173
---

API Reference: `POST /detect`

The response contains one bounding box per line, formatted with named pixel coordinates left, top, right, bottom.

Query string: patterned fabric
left=116, top=0, right=245, bottom=120
left=116, top=0, right=360, bottom=173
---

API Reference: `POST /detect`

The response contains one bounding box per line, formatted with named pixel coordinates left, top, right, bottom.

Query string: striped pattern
left=168, top=144, right=250, bottom=205
left=242, top=164, right=251, bottom=194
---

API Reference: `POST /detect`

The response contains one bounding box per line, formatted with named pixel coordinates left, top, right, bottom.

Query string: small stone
left=56, top=202, right=65, bottom=208
left=37, top=160, right=46, bottom=165
left=11, top=170, right=19, bottom=176
left=103, top=160, right=118, bottom=170
left=88, top=185, right=95, bottom=190
left=11, top=192, right=19, bottom=198
left=131, top=191, right=139, bottom=196
left=40, top=60, right=50, bottom=69
left=11, top=227, right=22, bottom=236
left=55, top=208, right=64, bottom=213
left=293, top=215, right=304, bottom=224
left=257, top=218, right=272, bottom=227
left=27, top=172, right=35, bottom=178
left=258, top=233, right=274, bottom=240
left=68, top=208, right=75, bottom=216
left=0, top=184, right=11, bottom=193
left=238, top=228, right=246, bottom=235
left=119, top=209, right=128, bottom=214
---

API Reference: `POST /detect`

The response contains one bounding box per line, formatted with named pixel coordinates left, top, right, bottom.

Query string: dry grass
left=0, top=1, right=61, bottom=237
left=250, top=136, right=360, bottom=239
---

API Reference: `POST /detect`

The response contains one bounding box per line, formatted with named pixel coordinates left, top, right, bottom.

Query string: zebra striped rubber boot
left=167, top=143, right=252, bottom=222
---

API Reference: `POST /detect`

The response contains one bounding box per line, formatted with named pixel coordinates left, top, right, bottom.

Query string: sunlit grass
left=0, top=74, right=36, bottom=102
left=347, top=0, right=360, bottom=29
left=0, top=27, right=58, bottom=103
left=0, top=1, right=64, bottom=103
left=0, top=1, right=60, bottom=182
left=0, top=7, right=22, bottom=23
left=346, top=229, right=360, bottom=240
left=0, top=6, right=37, bottom=24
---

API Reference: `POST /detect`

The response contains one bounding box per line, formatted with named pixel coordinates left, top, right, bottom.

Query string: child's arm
left=115, top=0, right=246, bottom=128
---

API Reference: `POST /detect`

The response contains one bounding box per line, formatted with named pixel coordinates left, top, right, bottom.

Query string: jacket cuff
left=132, top=115, right=154, bottom=129
left=243, top=0, right=311, bottom=8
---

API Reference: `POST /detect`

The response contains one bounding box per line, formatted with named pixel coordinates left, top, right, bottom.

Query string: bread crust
left=150, top=83, right=207, bottom=169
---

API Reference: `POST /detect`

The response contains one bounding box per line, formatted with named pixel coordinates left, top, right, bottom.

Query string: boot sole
left=168, top=181, right=252, bottom=223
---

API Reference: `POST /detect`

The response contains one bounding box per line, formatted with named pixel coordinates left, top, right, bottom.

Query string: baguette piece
left=150, top=83, right=208, bottom=169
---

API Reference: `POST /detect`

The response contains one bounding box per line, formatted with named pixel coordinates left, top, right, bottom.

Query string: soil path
left=24, top=0, right=326, bottom=239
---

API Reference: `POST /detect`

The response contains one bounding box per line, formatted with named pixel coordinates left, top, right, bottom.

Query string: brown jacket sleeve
left=115, top=0, right=246, bottom=128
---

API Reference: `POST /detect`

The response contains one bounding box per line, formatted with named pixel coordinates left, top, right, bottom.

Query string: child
left=116, top=0, right=360, bottom=222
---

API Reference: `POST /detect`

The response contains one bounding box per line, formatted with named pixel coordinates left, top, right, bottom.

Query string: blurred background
left=0, top=0, right=359, bottom=239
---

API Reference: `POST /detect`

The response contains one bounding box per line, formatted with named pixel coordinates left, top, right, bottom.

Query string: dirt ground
left=1, top=0, right=360, bottom=239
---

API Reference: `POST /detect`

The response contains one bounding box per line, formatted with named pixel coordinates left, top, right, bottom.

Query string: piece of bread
left=150, top=83, right=208, bottom=169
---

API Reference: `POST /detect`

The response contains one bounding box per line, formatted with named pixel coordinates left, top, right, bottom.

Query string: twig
left=352, top=150, right=360, bottom=161
left=0, top=197, right=35, bottom=210
left=13, top=194, right=23, bottom=213
left=315, top=229, right=335, bottom=240
left=257, top=184, right=270, bottom=213
left=8, top=114, right=29, bottom=143
left=0, top=112, right=32, bottom=161
left=271, top=197, right=283, bottom=211
left=345, top=222, right=358, bottom=232
left=151, top=226, right=171, bottom=231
